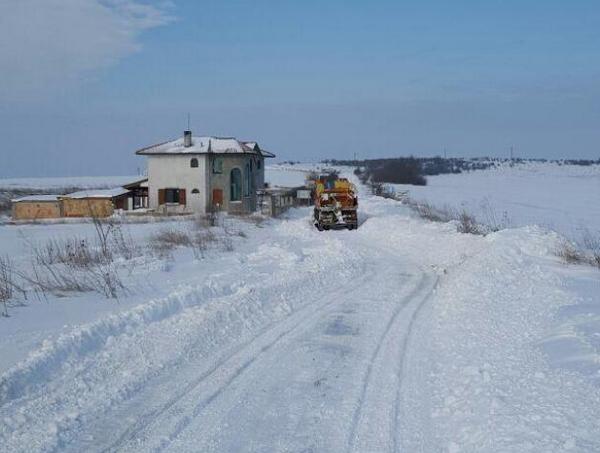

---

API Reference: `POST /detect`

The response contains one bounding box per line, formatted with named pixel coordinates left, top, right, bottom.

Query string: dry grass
left=479, top=198, right=512, bottom=232
left=555, top=230, right=600, bottom=270
left=405, top=199, right=452, bottom=223
left=0, top=256, right=15, bottom=317
left=582, top=230, right=600, bottom=268
left=556, top=241, right=587, bottom=265
left=457, top=210, right=483, bottom=235
left=150, top=225, right=222, bottom=260
left=404, top=198, right=486, bottom=235
left=152, top=228, right=193, bottom=247
left=16, top=216, right=135, bottom=299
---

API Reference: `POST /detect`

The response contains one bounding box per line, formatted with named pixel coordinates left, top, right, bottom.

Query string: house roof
left=122, top=177, right=148, bottom=189
left=136, top=135, right=276, bottom=158
left=12, top=194, right=60, bottom=203
left=60, top=188, right=130, bottom=199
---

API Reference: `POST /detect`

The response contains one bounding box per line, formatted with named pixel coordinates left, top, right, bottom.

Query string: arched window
left=230, top=168, right=242, bottom=201
left=244, top=163, right=251, bottom=196
left=190, top=158, right=198, bottom=168
left=191, top=188, right=200, bottom=194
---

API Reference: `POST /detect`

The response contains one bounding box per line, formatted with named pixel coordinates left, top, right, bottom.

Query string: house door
left=212, top=188, right=223, bottom=208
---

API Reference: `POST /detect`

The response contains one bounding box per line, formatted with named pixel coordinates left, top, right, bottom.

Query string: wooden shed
left=59, top=188, right=130, bottom=218
left=11, top=195, right=62, bottom=220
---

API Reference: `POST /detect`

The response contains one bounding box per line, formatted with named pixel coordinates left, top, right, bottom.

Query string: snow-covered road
left=2, top=182, right=600, bottom=452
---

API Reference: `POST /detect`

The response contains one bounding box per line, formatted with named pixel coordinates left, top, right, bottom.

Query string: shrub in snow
left=457, top=211, right=483, bottom=235
left=556, top=240, right=587, bottom=265
left=15, top=216, right=136, bottom=299
left=556, top=231, right=600, bottom=270
left=0, top=256, right=14, bottom=317
left=582, top=230, right=600, bottom=268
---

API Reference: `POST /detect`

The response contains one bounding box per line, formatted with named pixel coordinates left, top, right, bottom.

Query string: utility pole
left=510, top=145, right=514, bottom=161
left=444, top=148, right=447, bottom=159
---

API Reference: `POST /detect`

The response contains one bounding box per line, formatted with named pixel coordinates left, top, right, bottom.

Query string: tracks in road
left=101, top=252, right=377, bottom=453
left=103, top=241, right=439, bottom=453
left=346, top=269, right=438, bottom=453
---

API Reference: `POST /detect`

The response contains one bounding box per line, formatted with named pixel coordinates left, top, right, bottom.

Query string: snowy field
left=0, top=165, right=599, bottom=452
left=264, top=164, right=313, bottom=187
left=0, top=176, right=140, bottom=191
left=393, top=162, right=600, bottom=242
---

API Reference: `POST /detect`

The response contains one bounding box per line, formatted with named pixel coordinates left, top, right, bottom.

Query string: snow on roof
left=11, top=194, right=60, bottom=203
left=61, top=188, right=130, bottom=199
left=260, top=149, right=276, bottom=158
left=122, top=177, right=148, bottom=189
left=136, top=136, right=275, bottom=158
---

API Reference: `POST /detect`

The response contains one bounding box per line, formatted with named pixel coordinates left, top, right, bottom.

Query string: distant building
left=258, top=186, right=313, bottom=217
left=11, top=195, right=62, bottom=220
left=135, top=131, right=275, bottom=215
left=11, top=187, right=134, bottom=221
left=122, top=177, right=149, bottom=210
left=58, top=188, right=130, bottom=218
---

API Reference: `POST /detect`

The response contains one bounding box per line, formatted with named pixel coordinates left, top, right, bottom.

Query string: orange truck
left=313, top=174, right=358, bottom=230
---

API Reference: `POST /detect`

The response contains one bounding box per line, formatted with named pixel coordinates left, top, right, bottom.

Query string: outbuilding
left=11, top=195, right=62, bottom=220
left=59, top=188, right=130, bottom=218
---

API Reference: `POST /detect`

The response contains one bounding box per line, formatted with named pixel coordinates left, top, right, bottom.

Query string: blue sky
left=1, top=0, right=599, bottom=177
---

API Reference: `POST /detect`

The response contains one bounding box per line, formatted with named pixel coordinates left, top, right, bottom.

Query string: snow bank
left=397, top=226, right=600, bottom=451
left=0, top=280, right=234, bottom=405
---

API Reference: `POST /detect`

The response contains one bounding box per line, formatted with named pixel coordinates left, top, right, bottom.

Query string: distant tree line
left=351, top=157, right=428, bottom=186
left=324, top=156, right=600, bottom=186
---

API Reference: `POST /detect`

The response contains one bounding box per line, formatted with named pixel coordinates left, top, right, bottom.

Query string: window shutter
left=179, top=189, right=186, bottom=205
left=158, top=189, right=166, bottom=205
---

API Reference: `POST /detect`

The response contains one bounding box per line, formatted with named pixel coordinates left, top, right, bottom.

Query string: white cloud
left=0, top=0, right=173, bottom=100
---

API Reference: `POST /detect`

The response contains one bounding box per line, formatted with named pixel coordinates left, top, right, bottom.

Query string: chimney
left=183, top=130, right=192, bottom=148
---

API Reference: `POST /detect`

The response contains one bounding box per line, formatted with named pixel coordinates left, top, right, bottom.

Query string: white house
left=136, top=131, right=275, bottom=214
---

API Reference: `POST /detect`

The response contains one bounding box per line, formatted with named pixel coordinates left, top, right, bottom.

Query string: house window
left=257, top=159, right=262, bottom=170
left=190, top=158, right=198, bottom=168
left=244, top=163, right=251, bottom=196
left=165, top=188, right=180, bottom=204
left=212, top=158, right=223, bottom=174
left=191, top=188, right=200, bottom=194
left=230, top=168, right=242, bottom=201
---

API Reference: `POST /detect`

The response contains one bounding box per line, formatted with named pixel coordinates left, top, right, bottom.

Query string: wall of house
left=12, top=201, right=62, bottom=220
left=147, top=155, right=208, bottom=214
left=62, top=198, right=114, bottom=218
left=207, top=154, right=261, bottom=214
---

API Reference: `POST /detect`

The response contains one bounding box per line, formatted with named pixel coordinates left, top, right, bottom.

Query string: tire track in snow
left=346, top=268, right=437, bottom=453
left=391, top=272, right=440, bottom=453
left=100, top=254, right=377, bottom=453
